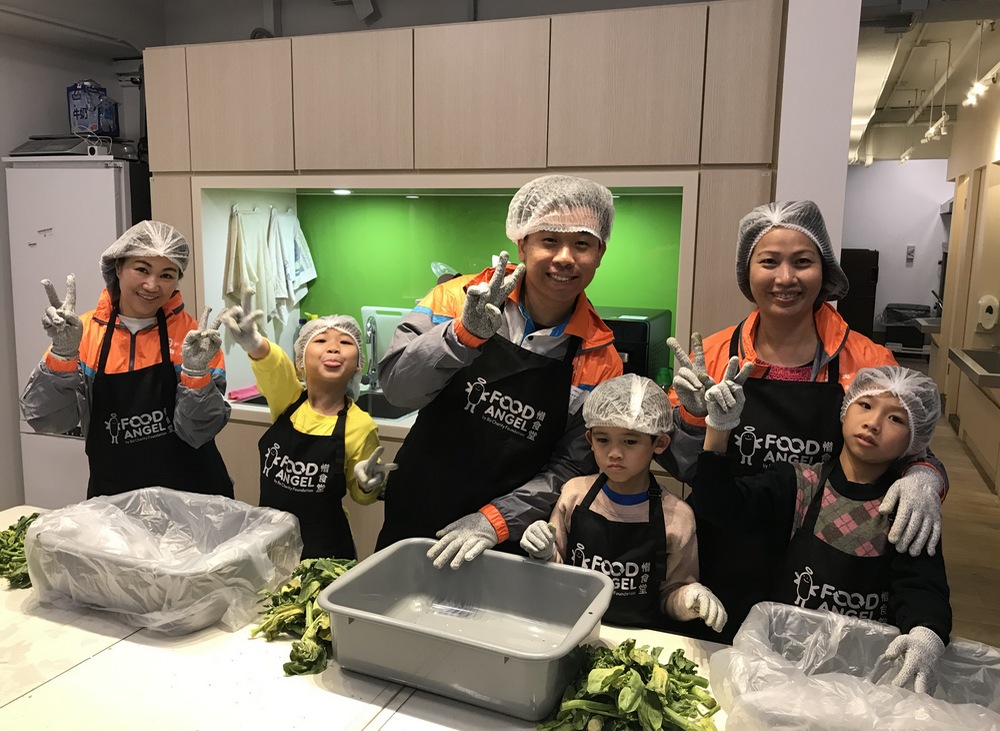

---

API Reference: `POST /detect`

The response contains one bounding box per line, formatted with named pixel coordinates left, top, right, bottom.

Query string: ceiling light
left=899, top=145, right=914, bottom=164
left=332, top=188, right=352, bottom=195
left=405, top=195, right=419, bottom=199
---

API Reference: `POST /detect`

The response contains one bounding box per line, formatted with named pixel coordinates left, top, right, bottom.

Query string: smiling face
left=302, top=327, right=361, bottom=391
left=115, top=256, right=180, bottom=317
left=748, top=228, right=823, bottom=323
left=840, top=391, right=912, bottom=473
left=586, top=426, right=669, bottom=494
left=516, top=230, right=605, bottom=325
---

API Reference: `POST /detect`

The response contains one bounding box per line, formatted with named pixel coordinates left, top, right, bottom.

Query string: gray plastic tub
left=317, top=537, right=613, bottom=721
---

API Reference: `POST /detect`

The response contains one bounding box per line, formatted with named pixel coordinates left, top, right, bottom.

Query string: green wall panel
left=297, top=191, right=682, bottom=335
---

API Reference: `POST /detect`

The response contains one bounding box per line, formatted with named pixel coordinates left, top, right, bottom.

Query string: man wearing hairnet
left=375, top=175, right=624, bottom=567
left=217, top=292, right=396, bottom=558
left=20, top=221, right=233, bottom=498
left=693, top=364, right=951, bottom=694
left=664, top=200, right=948, bottom=642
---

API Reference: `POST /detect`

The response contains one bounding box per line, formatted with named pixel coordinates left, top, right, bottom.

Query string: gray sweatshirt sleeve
left=655, top=405, right=704, bottom=484
left=173, top=366, right=231, bottom=449
left=19, top=359, right=86, bottom=435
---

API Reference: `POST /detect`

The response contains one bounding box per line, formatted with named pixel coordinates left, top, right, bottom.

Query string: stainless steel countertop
left=948, top=347, right=1000, bottom=389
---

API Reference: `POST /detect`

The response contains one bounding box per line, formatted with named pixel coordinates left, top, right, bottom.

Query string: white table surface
left=1, top=505, right=728, bottom=730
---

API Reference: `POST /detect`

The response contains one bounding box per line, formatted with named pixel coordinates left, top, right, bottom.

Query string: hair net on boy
left=840, top=365, right=941, bottom=457
left=100, top=221, right=190, bottom=302
left=506, top=175, right=615, bottom=244
left=583, top=374, right=673, bottom=435
left=294, top=315, right=364, bottom=372
left=735, top=200, right=850, bottom=304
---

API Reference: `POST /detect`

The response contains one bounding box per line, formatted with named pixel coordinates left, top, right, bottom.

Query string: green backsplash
left=296, top=191, right=681, bottom=333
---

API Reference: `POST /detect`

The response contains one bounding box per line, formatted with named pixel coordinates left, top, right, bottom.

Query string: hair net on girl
left=735, top=200, right=850, bottom=304
left=505, top=174, right=615, bottom=244
left=100, top=221, right=190, bottom=301
left=583, top=373, right=673, bottom=435
left=840, top=366, right=941, bottom=457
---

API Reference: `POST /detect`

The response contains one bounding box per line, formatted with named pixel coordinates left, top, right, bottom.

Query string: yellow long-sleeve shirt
left=249, top=340, right=380, bottom=505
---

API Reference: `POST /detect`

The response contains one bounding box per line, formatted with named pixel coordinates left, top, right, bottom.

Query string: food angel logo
left=105, top=413, right=122, bottom=445
left=262, top=443, right=281, bottom=477
left=464, top=377, right=487, bottom=413
left=793, top=566, right=817, bottom=607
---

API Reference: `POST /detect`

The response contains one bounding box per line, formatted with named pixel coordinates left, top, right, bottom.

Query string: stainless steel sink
left=915, top=317, right=942, bottom=334
left=949, top=348, right=1000, bottom=389
left=355, top=390, right=416, bottom=420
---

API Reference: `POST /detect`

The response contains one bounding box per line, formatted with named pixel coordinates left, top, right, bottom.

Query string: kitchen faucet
left=364, top=316, right=379, bottom=390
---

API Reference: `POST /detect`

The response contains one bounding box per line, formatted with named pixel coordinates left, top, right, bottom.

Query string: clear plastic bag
left=710, top=603, right=1000, bottom=730
left=24, top=488, right=303, bottom=635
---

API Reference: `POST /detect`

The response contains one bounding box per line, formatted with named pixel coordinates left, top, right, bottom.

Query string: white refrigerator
left=4, top=154, right=131, bottom=508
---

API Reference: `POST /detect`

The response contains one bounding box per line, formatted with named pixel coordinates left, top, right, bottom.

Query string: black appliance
left=595, top=306, right=672, bottom=382
left=838, top=248, right=879, bottom=338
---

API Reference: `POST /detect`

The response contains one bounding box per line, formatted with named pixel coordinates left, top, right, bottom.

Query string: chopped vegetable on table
left=538, top=639, right=719, bottom=731
left=1, top=513, right=39, bottom=590
left=250, top=557, right=356, bottom=676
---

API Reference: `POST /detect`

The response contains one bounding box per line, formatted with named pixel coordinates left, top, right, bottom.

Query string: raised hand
left=181, top=306, right=223, bottom=377
left=704, top=356, right=754, bottom=431
left=353, top=446, right=398, bottom=495
left=217, top=287, right=266, bottom=355
left=460, top=251, right=525, bottom=339
left=667, top=333, right=715, bottom=417
left=41, top=274, right=83, bottom=358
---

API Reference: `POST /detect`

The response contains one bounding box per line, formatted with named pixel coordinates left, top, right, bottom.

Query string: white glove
left=217, top=288, right=266, bottom=355
left=459, top=251, right=525, bottom=340
left=879, top=465, right=943, bottom=557
left=881, top=626, right=945, bottom=694
left=353, top=446, right=398, bottom=495
left=667, top=333, right=715, bottom=418
left=41, top=275, right=83, bottom=359
left=703, top=356, right=755, bottom=431
left=181, top=307, right=223, bottom=377
left=427, top=512, right=498, bottom=570
left=520, top=520, right=556, bottom=561
left=681, top=582, right=727, bottom=633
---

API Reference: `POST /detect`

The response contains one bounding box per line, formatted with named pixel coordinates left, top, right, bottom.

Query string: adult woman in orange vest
left=20, top=221, right=233, bottom=499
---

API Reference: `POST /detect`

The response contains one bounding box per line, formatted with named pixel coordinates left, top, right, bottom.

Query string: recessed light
left=406, top=195, right=419, bottom=199
left=332, top=189, right=352, bottom=195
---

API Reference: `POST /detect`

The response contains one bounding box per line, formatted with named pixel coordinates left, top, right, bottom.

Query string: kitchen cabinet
left=414, top=17, right=549, bottom=169
left=293, top=29, right=414, bottom=171
left=701, top=0, right=783, bottom=164
left=547, top=5, right=706, bottom=167
left=186, top=39, right=294, bottom=172
left=149, top=174, right=197, bottom=310
left=142, top=46, right=190, bottom=172
left=691, top=168, right=773, bottom=337
left=957, top=373, right=1000, bottom=483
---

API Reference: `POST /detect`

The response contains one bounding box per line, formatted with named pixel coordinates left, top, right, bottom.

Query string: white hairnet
left=840, top=366, right=941, bottom=457
left=294, top=315, right=364, bottom=374
left=506, top=175, right=615, bottom=244
left=100, top=221, right=190, bottom=301
left=583, top=374, right=672, bottom=435
left=735, top=200, right=850, bottom=303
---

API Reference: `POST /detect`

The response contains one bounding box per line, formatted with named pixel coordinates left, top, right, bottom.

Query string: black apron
left=86, top=308, right=233, bottom=499
left=377, top=334, right=580, bottom=549
left=688, top=321, right=846, bottom=642
left=772, top=462, right=890, bottom=623
left=567, top=473, right=667, bottom=629
left=258, top=392, right=353, bottom=560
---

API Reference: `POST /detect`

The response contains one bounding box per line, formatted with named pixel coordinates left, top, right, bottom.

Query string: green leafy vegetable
left=0, top=513, right=39, bottom=590
left=250, top=556, right=355, bottom=676
left=537, top=640, right=720, bottom=731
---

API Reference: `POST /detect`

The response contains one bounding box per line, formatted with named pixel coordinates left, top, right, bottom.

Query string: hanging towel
left=266, top=208, right=291, bottom=324
left=272, top=210, right=317, bottom=309
left=223, top=206, right=277, bottom=336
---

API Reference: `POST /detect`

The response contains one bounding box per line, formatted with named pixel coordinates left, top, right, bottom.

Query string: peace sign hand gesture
left=217, top=287, right=266, bottom=355
left=667, top=332, right=716, bottom=417
left=41, top=274, right=83, bottom=359
left=460, top=251, right=526, bottom=340
left=181, top=306, right=223, bottom=377
left=704, top=356, right=755, bottom=431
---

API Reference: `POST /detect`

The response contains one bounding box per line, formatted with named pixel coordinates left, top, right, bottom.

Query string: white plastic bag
left=710, top=603, right=1000, bottom=730
left=24, top=487, right=303, bottom=635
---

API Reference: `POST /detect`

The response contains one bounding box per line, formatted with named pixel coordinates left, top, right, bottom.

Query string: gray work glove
left=880, top=465, right=943, bottom=557
left=667, top=332, right=715, bottom=418
left=520, top=520, right=556, bottom=561
left=41, top=275, right=83, bottom=359
left=353, top=446, right=398, bottom=495
left=703, top=356, right=755, bottom=431
left=427, top=512, right=498, bottom=570
left=181, top=306, right=223, bottom=377
left=459, top=251, right=525, bottom=340
left=217, top=287, right=265, bottom=354
left=680, top=582, right=728, bottom=633
left=881, top=626, right=945, bottom=694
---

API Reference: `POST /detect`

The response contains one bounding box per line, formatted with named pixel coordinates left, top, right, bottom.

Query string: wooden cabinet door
left=293, top=29, right=414, bottom=170
left=143, top=46, right=190, bottom=172
left=548, top=5, right=706, bottom=167
left=690, top=169, right=773, bottom=337
left=702, top=0, right=783, bottom=164
left=186, top=39, right=294, bottom=172
left=150, top=174, right=197, bottom=310
left=414, top=18, right=549, bottom=169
